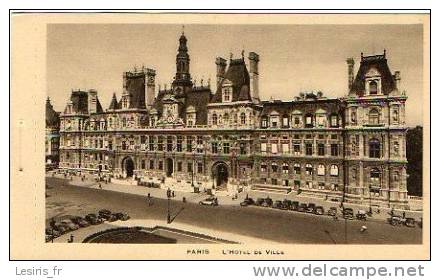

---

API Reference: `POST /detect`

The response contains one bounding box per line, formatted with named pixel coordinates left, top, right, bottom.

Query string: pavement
left=48, top=172, right=422, bottom=222
left=46, top=175, right=423, bottom=244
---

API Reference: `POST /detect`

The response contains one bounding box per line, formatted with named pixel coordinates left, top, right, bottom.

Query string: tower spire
left=173, top=28, right=193, bottom=91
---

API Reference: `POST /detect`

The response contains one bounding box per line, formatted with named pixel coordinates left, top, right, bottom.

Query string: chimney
left=88, top=89, right=98, bottom=114
left=346, top=58, right=355, bottom=90
left=146, top=68, right=156, bottom=108
left=248, top=52, right=260, bottom=102
left=215, top=57, right=227, bottom=88
left=394, top=71, right=401, bottom=92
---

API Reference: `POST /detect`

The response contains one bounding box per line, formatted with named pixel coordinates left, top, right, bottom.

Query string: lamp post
left=191, top=149, right=195, bottom=188
left=166, top=187, right=171, bottom=224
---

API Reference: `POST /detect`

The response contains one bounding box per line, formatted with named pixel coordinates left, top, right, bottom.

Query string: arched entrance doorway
left=166, top=158, right=173, bottom=177
left=122, top=157, right=135, bottom=178
left=212, top=162, right=229, bottom=189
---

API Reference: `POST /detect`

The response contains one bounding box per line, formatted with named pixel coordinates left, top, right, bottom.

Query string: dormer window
left=305, top=113, right=314, bottom=128
left=222, top=86, right=232, bottom=102
left=261, top=115, right=268, bottom=128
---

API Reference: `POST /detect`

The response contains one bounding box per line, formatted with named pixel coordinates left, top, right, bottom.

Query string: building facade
left=57, top=32, right=409, bottom=209
left=46, top=97, right=60, bottom=169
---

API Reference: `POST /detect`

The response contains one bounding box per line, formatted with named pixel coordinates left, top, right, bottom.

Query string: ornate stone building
left=45, top=97, right=60, bottom=169
left=57, top=31, right=409, bottom=209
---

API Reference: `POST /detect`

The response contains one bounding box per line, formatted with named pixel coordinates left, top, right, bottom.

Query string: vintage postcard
left=10, top=12, right=430, bottom=260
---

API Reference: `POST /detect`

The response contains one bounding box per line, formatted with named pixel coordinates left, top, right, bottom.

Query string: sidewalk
left=48, top=173, right=422, bottom=221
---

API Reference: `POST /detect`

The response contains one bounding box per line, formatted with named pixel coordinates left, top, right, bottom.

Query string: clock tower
left=172, top=28, right=193, bottom=96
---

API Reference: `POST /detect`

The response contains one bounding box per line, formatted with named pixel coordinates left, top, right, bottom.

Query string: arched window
left=261, top=115, right=268, bottom=128
left=271, top=162, right=278, bottom=173
left=369, top=108, right=380, bottom=125
left=317, top=164, right=325, bottom=176
left=212, top=113, right=218, bottom=125
left=305, top=164, right=313, bottom=175
left=223, top=113, right=229, bottom=125
left=282, top=163, right=289, bottom=174
left=330, top=165, right=339, bottom=176
left=369, top=81, right=378, bottom=95
left=369, top=138, right=381, bottom=158
left=293, top=163, right=301, bottom=174
left=240, top=112, right=246, bottom=125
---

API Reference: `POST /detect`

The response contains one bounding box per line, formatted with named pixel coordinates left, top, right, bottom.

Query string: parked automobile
left=272, top=200, right=283, bottom=209
left=314, top=206, right=325, bottom=215
left=85, top=213, right=103, bottom=225
left=281, top=199, right=292, bottom=210
left=261, top=197, right=273, bottom=207
left=356, top=210, right=367, bottom=221
left=343, top=208, right=354, bottom=220
left=388, top=216, right=416, bottom=227
left=98, top=209, right=113, bottom=220
left=114, top=212, right=130, bottom=221
left=70, top=216, right=90, bottom=227
left=306, top=203, right=316, bottom=214
left=53, top=222, right=70, bottom=234
left=327, top=207, right=338, bottom=216
left=45, top=227, right=60, bottom=238
left=240, top=198, right=255, bottom=207
left=298, top=203, right=307, bottom=212
left=290, top=201, right=299, bottom=211
left=405, top=217, right=416, bottom=228
left=60, top=219, right=80, bottom=231
left=255, top=198, right=265, bottom=206
left=199, top=197, right=218, bottom=206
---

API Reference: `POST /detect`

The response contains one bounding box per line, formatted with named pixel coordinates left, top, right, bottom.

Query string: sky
left=47, top=24, right=424, bottom=126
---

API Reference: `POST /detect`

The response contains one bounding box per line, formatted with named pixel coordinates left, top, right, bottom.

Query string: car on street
left=53, top=222, right=70, bottom=234
left=404, top=217, right=416, bottom=228
left=85, top=213, right=103, bottom=225
left=272, top=200, right=283, bottom=209
left=240, top=198, right=255, bottom=207
left=298, top=203, right=307, bottom=212
left=306, top=203, right=316, bottom=213
left=70, top=216, right=90, bottom=227
left=314, top=206, right=325, bottom=215
left=261, top=197, right=273, bottom=207
left=356, top=210, right=368, bottom=221
left=114, top=212, right=130, bottom=221
left=255, top=198, right=265, bottom=206
left=290, top=201, right=299, bottom=211
left=199, top=197, right=218, bottom=206
left=45, top=227, right=60, bottom=238
left=327, top=207, right=338, bottom=216
left=343, top=208, right=354, bottom=220
left=98, top=209, right=114, bottom=221
left=281, top=199, right=292, bottom=210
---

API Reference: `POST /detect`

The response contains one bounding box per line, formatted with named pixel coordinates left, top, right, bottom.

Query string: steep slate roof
left=96, top=98, right=104, bottom=113
left=70, top=90, right=89, bottom=114
left=108, top=93, right=119, bottom=110
left=46, top=98, right=60, bottom=127
left=350, top=54, right=397, bottom=96
left=211, top=58, right=251, bottom=103
left=185, top=87, right=212, bottom=125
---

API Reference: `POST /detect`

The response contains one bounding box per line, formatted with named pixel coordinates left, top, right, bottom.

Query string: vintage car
left=314, top=206, right=325, bottom=215
left=327, top=207, right=338, bottom=216
left=85, top=213, right=104, bottom=225
left=261, top=197, right=273, bottom=208
left=290, top=201, right=300, bottom=211
left=60, top=219, right=80, bottom=231
left=70, top=216, right=90, bottom=227
left=306, top=203, right=316, bottom=214
left=281, top=199, right=292, bottom=210
left=199, top=197, right=218, bottom=206
left=240, top=198, right=255, bottom=207
left=343, top=208, right=354, bottom=220
left=114, top=212, right=130, bottom=221
left=356, top=210, right=368, bottom=221
left=298, top=203, right=308, bottom=212
left=272, top=200, right=283, bottom=209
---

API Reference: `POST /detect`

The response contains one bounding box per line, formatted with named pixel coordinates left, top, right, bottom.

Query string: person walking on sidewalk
left=147, top=193, right=152, bottom=206
left=98, top=183, right=102, bottom=189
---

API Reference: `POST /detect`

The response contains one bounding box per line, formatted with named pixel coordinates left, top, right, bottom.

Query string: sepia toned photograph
left=11, top=12, right=430, bottom=260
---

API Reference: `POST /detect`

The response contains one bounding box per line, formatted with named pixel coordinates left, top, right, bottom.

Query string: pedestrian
left=67, top=234, right=74, bottom=243
left=402, top=211, right=406, bottom=219
left=147, top=193, right=152, bottom=206
left=98, top=183, right=102, bottom=189
left=172, top=191, right=175, bottom=197
left=360, top=225, right=368, bottom=233
left=183, top=197, right=186, bottom=203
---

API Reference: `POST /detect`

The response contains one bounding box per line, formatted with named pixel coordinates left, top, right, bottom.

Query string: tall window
left=212, top=142, right=218, bottom=154
left=196, top=136, right=203, bottom=153
left=240, top=143, right=246, bottom=155
left=330, top=165, right=339, bottom=176
left=370, top=168, right=381, bottom=195
left=149, top=136, right=155, bottom=151
left=271, top=163, right=278, bottom=173
left=212, top=114, right=218, bottom=125
left=270, top=114, right=279, bottom=128
left=223, top=142, right=230, bottom=154
left=261, top=115, right=268, bottom=128
left=176, top=136, right=183, bottom=152
left=318, top=143, right=325, bottom=156
left=223, top=113, right=229, bottom=125
left=222, top=87, right=231, bottom=102
left=305, top=164, right=313, bottom=175
left=282, top=163, right=289, bottom=174
left=330, top=114, right=338, bottom=127
left=186, top=136, right=193, bottom=152
left=305, top=114, right=314, bottom=128
left=294, top=163, right=301, bottom=174
left=305, top=143, right=313, bottom=155
left=240, top=112, right=246, bottom=125
left=157, top=136, right=164, bottom=151
left=369, top=81, right=378, bottom=95
left=282, top=115, right=289, bottom=127
left=293, top=142, right=301, bottom=155
left=369, top=138, right=381, bottom=158
left=317, top=164, right=325, bottom=176
left=260, top=142, right=267, bottom=154
left=331, top=144, right=339, bottom=156
left=167, top=136, right=173, bottom=151
left=369, top=108, right=380, bottom=125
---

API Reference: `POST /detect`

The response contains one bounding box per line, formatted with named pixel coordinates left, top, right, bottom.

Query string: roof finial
left=230, top=52, right=233, bottom=60
left=182, top=25, right=185, bottom=35
left=384, top=49, right=386, bottom=57
left=241, top=49, right=245, bottom=59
